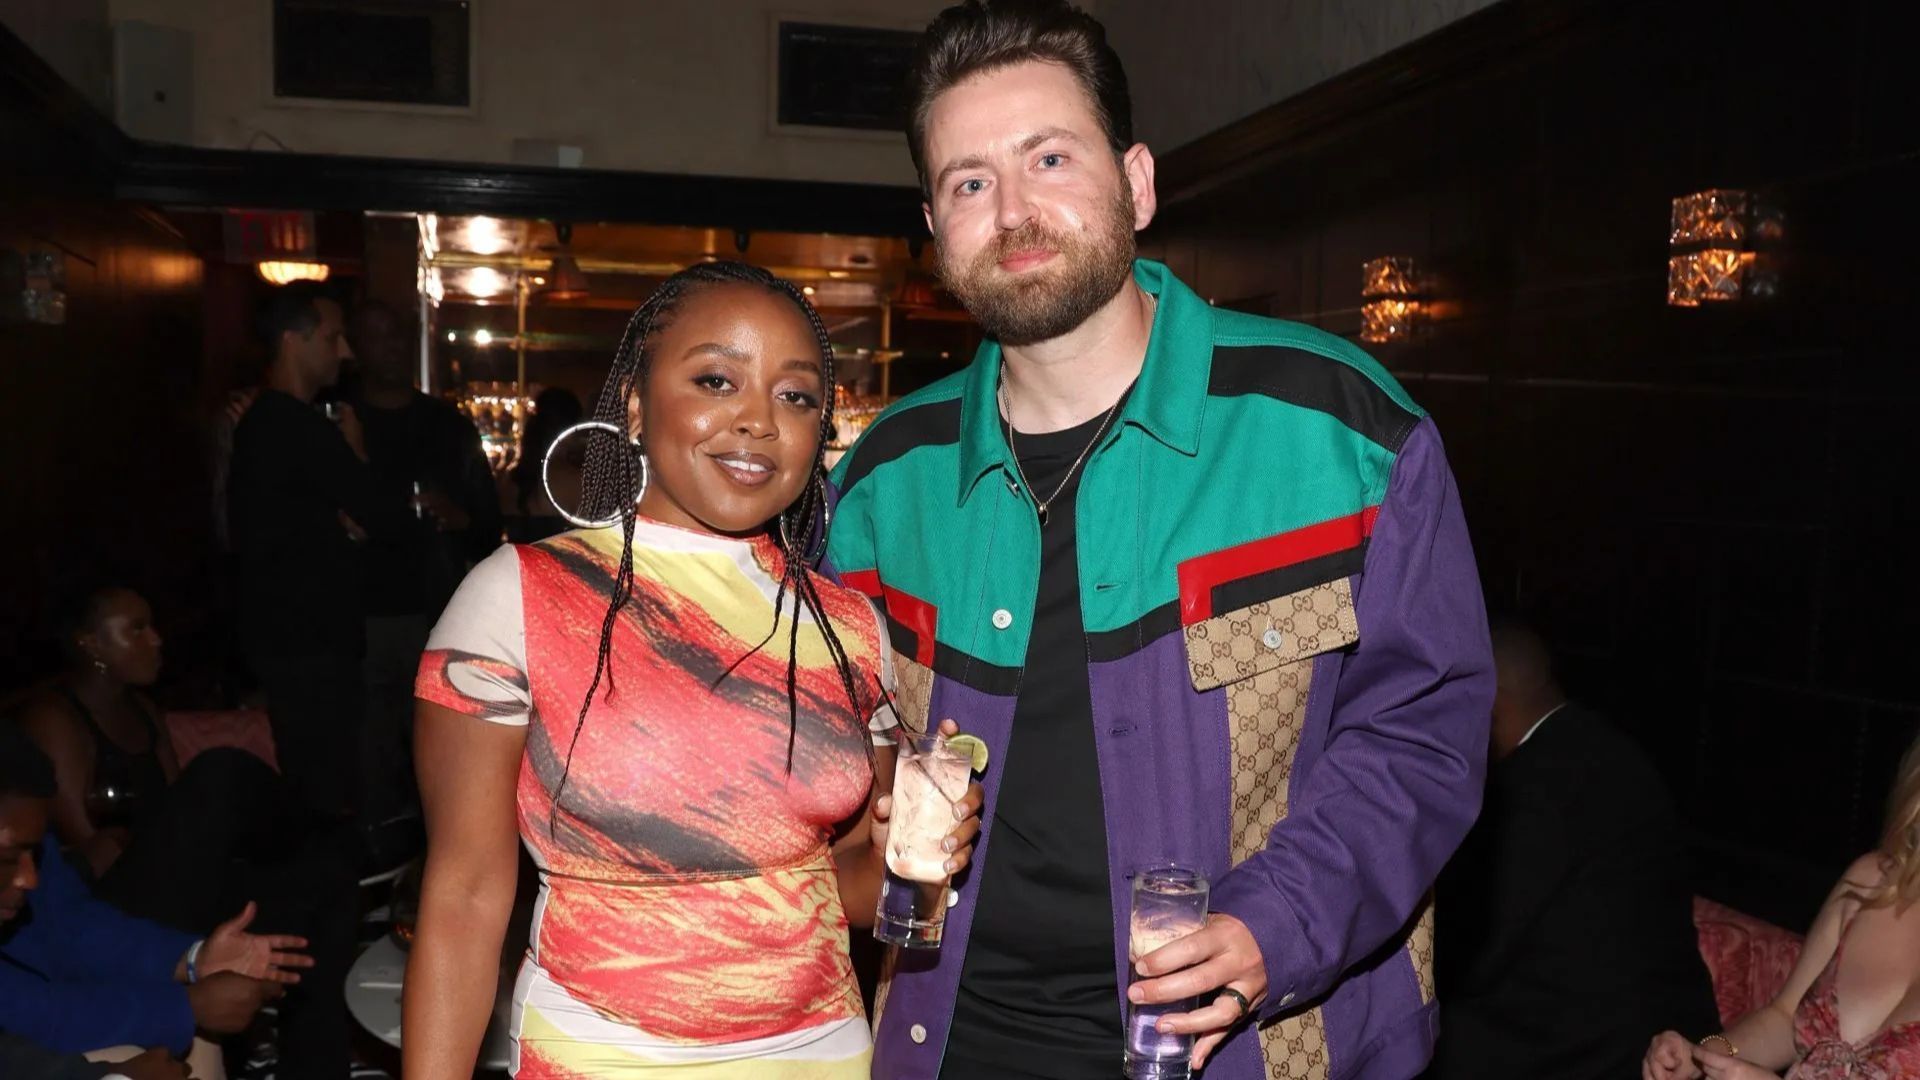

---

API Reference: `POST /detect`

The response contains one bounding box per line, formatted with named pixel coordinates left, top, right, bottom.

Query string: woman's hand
left=1643, top=1031, right=1703, bottom=1080
left=1691, top=1046, right=1782, bottom=1080
left=868, top=718, right=984, bottom=877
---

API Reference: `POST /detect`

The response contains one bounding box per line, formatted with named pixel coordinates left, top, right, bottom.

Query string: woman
left=1644, top=736, right=1920, bottom=1079
left=19, top=586, right=176, bottom=880
left=406, top=262, right=981, bottom=1078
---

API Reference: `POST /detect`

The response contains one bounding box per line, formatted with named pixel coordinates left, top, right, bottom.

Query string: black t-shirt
left=942, top=406, right=1122, bottom=1080
left=229, top=389, right=385, bottom=658
left=354, top=391, right=500, bottom=617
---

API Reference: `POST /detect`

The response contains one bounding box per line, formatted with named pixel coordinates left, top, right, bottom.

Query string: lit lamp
left=257, top=260, right=330, bottom=285
left=1360, top=256, right=1423, bottom=344
left=1667, top=188, right=1782, bottom=306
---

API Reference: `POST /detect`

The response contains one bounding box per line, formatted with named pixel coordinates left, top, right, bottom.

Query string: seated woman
left=18, top=584, right=357, bottom=1080
left=406, top=261, right=982, bottom=1078
left=1645, top=735, right=1920, bottom=1079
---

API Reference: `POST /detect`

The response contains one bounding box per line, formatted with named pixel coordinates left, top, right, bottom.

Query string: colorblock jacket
left=828, top=260, right=1495, bottom=1079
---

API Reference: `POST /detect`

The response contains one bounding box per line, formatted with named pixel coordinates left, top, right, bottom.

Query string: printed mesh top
left=1788, top=903, right=1920, bottom=1080
left=417, top=517, right=895, bottom=1073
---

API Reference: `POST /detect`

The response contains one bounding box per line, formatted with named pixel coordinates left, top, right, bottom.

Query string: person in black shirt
left=1425, top=621, right=1719, bottom=1080
left=344, top=301, right=498, bottom=833
left=228, top=283, right=398, bottom=822
left=942, top=397, right=1130, bottom=1080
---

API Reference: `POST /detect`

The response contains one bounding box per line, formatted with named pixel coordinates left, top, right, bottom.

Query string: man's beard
left=935, top=185, right=1138, bottom=347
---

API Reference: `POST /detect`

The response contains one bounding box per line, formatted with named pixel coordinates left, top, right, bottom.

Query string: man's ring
left=1217, top=986, right=1252, bottom=1021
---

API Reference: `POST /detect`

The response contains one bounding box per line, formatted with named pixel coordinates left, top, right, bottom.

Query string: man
left=345, top=301, right=499, bottom=835
left=827, top=3, right=1493, bottom=1077
left=1425, top=622, right=1719, bottom=1080
left=228, top=283, right=400, bottom=821
left=0, top=726, right=288, bottom=1077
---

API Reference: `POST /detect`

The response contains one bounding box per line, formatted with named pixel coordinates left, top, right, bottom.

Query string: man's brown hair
left=906, top=0, right=1133, bottom=196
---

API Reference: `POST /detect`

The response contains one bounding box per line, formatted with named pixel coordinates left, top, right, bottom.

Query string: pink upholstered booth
left=163, top=708, right=278, bottom=771
left=1693, top=896, right=1804, bottom=1026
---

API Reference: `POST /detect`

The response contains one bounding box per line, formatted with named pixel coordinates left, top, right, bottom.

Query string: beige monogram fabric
left=1184, top=578, right=1360, bottom=692
left=892, top=654, right=934, bottom=735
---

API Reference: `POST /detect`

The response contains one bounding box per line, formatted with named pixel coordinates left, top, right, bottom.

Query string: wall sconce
left=1667, top=188, right=1783, bottom=306
left=1360, top=256, right=1424, bottom=344
left=256, top=260, right=330, bottom=285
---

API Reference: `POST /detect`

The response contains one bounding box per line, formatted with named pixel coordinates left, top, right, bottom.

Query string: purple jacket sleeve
left=1210, top=416, right=1493, bottom=1015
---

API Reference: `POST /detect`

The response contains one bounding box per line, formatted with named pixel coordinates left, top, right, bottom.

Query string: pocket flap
left=1183, top=576, right=1359, bottom=691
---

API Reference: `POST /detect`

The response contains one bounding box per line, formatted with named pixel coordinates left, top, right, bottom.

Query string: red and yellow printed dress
left=416, top=516, right=896, bottom=1078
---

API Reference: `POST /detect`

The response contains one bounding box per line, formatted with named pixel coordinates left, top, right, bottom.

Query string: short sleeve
left=416, top=545, right=531, bottom=726
left=863, top=596, right=900, bottom=746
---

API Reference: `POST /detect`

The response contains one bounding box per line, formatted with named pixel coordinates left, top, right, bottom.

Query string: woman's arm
left=1649, top=854, right=1880, bottom=1078
left=402, top=702, right=525, bottom=1080
left=18, top=697, right=121, bottom=876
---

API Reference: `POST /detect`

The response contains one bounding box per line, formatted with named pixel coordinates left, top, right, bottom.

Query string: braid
left=549, top=261, right=870, bottom=836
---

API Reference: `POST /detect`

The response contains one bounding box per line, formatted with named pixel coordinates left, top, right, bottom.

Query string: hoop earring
left=543, top=421, right=648, bottom=530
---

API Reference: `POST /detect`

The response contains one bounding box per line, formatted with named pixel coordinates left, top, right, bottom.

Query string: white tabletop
left=345, top=934, right=514, bottom=1070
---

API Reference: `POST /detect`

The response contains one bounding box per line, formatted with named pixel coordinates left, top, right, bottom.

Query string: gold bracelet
left=1699, top=1034, right=1738, bottom=1057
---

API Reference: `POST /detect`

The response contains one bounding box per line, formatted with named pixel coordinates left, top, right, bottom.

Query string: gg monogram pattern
left=1262, top=1005, right=1332, bottom=1080
left=1407, top=897, right=1437, bottom=1004
left=1184, top=578, right=1360, bottom=692
left=892, top=654, right=934, bottom=736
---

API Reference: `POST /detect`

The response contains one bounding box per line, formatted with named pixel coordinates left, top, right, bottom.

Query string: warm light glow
left=827, top=270, right=850, bottom=279
left=446, top=331, right=457, bottom=342
left=532, top=276, right=547, bottom=285
left=257, top=260, right=330, bottom=285
left=802, top=285, right=816, bottom=296
left=472, top=329, right=495, bottom=346
left=1666, top=249, right=1753, bottom=307
left=418, top=214, right=440, bottom=258
left=464, top=217, right=507, bottom=255
left=463, top=267, right=507, bottom=297
left=1667, top=188, right=1779, bottom=306
left=1361, top=256, right=1418, bottom=298
left=1360, top=299, right=1423, bottom=344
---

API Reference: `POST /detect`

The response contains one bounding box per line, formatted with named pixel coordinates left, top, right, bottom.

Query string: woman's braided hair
left=549, top=260, right=866, bottom=831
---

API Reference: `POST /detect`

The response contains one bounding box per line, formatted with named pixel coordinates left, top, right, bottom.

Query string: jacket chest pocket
left=1183, top=575, right=1360, bottom=691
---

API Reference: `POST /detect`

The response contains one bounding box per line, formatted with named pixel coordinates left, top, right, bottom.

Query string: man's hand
left=197, top=901, right=313, bottom=984
left=186, top=971, right=282, bottom=1035
left=114, top=1047, right=191, bottom=1080
left=1128, top=912, right=1269, bottom=1069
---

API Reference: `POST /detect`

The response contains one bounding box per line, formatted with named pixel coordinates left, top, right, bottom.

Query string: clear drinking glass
left=1125, top=865, right=1210, bottom=1080
left=873, top=733, right=971, bottom=949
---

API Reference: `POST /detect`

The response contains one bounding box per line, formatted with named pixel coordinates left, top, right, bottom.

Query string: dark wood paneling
left=1146, top=0, right=1920, bottom=926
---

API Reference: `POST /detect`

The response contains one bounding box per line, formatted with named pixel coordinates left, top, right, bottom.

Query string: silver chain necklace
left=999, top=378, right=1121, bottom=527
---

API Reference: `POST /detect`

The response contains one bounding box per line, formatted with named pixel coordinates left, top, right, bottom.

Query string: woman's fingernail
left=942, top=838, right=956, bottom=852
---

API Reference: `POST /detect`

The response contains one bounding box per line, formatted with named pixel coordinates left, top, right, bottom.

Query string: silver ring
left=542, top=421, right=647, bottom=529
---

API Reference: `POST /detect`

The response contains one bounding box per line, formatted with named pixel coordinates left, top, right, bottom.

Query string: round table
left=345, top=934, right=514, bottom=1071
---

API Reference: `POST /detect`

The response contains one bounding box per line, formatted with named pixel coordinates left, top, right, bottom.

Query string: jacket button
left=910, top=1023, right=928, bottom=1044
left=947, top=888, right=960, bottom=908
left=991, top=608, right=1013, bottom=630
left=1262, top=628, right=1283, bottom=649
